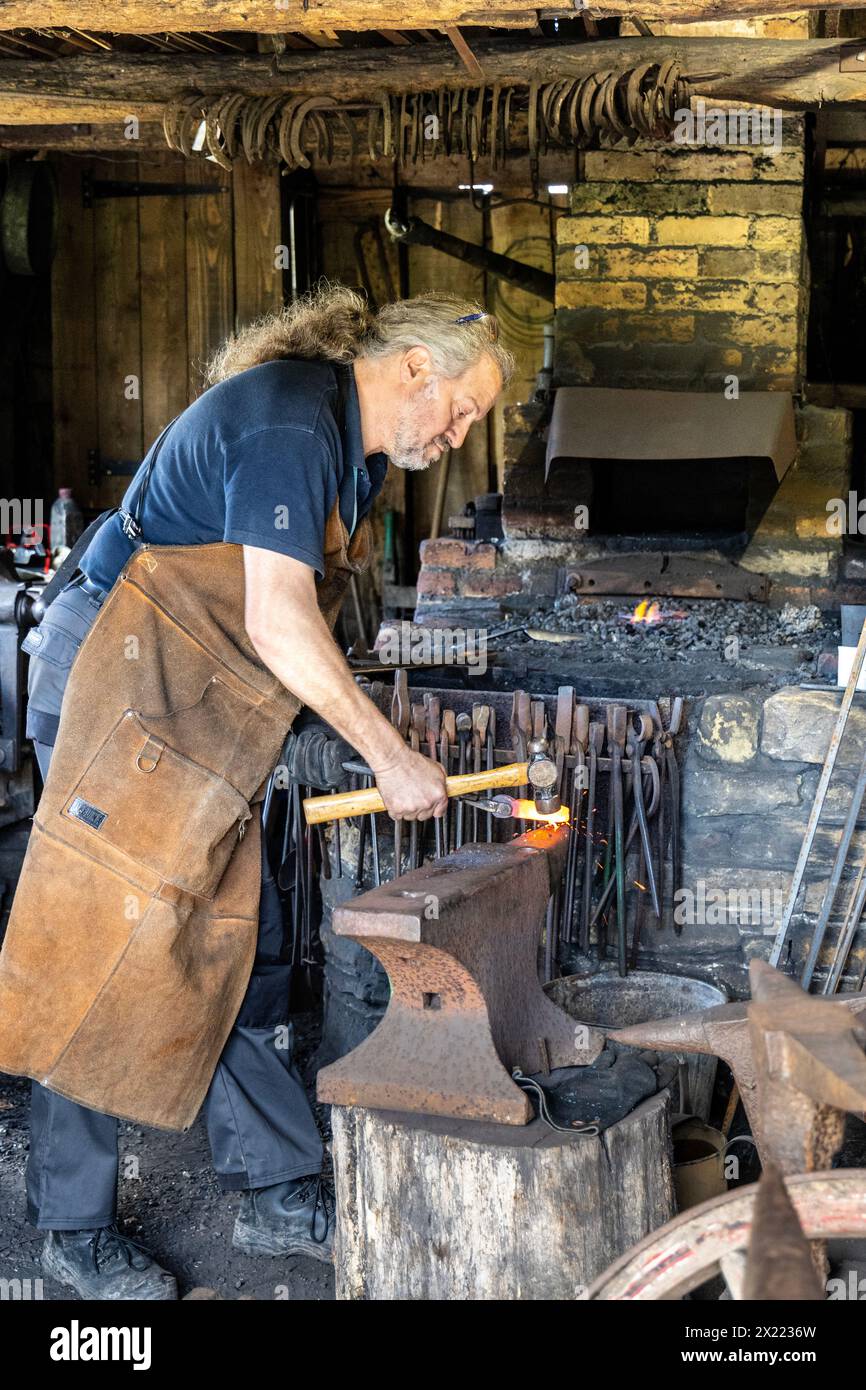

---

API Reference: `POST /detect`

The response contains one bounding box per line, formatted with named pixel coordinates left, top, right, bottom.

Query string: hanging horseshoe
left=216, top=94, right=238, bottom=164
left=625, top=61, right=653, bottom=130
left=216, top=92, right=245, bottom=163
left=239, top=97, right=259, bottom=163
left=527, top=79, right=540, bottom=162
left=437, top=86, right=446, bottom=156
left=538, top=81, right=554, bottom=141
left=162, top=98, right=185, bottom=153
left=604, top=74, right=631, bottom=141
left=177, top=99, right=204, bottom=159
left=549, top=78, right=572, bottom=143
left=655, top=59, right=677, bottom=122
left=277, top=97, right=301, bottom=166
left=313, top=110, right=333, bottom=164
left=577, top=72, right=602, bottom=144
left=288, top=97, right=316, bottom=168
left=449, top=89, right=457, bottom=155
left=456, top=87, right=467, bottom=156
left=336, top=108, right=357, bottom=160
left=296, top=97, right=336, bottom=168
left=565, top=78, right=582, bottom=145
left=381, top=95, right=393, bottom=161
left=411, top=94, right=421, bottom=166
left=589, top=72, right=611, bottom=139
left=469, top=86, right=483, bottom=162
left=253, top=94, right=284, bottom=162
left=489, top=83, right=501, bottom=170
left=502, top=86, right=514, bottom=159
left=204, top=106, right=232, bottom=169
left=367, top=106, right=379, bottom=162
left=395, top=91, right=406, bottom=165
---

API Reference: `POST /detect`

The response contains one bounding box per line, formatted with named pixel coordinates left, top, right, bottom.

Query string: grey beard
left=390, top=424, right=442, bottom=472
left=391, top=450, right=432, bottom=472
left=389, top=377, right=445, bottom=471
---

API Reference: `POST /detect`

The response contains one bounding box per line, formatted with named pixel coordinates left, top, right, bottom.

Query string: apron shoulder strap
left=38, top=510, right=115, bottom=611
left=118, top=414, right=180, bottom=543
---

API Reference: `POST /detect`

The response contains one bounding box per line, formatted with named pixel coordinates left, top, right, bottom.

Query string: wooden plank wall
left=51, top=150, right=282, bottom=511
left=51, top=150, right=550, bottom=593
left=317, top=184, right=551, bottom=555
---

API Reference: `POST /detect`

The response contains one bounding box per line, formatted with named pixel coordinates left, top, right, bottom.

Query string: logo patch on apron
left=68, top=797, right=108, bottom=831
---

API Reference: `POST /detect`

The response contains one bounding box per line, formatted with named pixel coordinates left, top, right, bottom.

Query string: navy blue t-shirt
left=83, top=359, right=388, bottom=592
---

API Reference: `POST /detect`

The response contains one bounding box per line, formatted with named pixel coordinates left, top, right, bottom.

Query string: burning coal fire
left=618, top=599, right=688, bottom=627
left=630, top=599, right=662, bottom=626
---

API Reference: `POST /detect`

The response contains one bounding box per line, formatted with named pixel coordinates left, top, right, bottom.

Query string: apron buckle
left=136, top=734, right=165, bottom=774
left=119, top=510, right=142, bottom=541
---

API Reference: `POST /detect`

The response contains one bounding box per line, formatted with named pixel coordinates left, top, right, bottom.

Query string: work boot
left=232, top=1174, right=335, bottom=1263
left=41, top=1225, right=178, bottom=1300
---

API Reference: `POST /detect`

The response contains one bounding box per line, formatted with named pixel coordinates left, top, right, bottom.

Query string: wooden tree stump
left=331, top=1093, right=675, bottom=1300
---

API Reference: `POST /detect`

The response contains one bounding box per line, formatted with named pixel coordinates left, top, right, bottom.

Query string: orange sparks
left=631, top=599, right=662, bottom=625
left=511, top=799, right=571, bottom=824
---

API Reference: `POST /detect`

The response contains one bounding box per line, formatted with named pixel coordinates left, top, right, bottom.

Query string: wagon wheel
left=1, top=160, right=58, bottom=276
left=585, top=1170, right=866, bottom=1300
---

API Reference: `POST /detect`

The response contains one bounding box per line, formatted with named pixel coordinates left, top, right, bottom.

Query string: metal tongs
left=460, top=793, right=520, bottom=820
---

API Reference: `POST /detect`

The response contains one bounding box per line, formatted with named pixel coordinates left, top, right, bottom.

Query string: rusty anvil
left=317, top=824, right=604, bottom=1125
left=611, top=959, right=866, bottom=1174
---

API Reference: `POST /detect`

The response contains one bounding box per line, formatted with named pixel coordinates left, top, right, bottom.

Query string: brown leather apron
left=0, top=505, right=371, bottom=1132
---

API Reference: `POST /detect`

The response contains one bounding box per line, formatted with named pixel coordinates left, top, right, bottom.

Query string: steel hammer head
left=526, top=734, right=561, bottom=814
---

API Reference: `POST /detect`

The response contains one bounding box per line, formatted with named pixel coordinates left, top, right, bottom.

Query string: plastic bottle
left=50, top=487, right=84, bottom=557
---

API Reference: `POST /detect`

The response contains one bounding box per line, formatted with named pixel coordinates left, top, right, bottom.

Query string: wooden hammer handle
left=303, top=761, right=530, bottom=825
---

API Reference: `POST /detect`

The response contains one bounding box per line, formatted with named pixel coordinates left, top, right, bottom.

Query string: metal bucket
left=672, top=1117, right=727, bottom=1210
left=545, top=971, right=727, bottom=1121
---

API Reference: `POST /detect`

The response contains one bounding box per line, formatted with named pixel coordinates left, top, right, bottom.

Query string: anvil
left=317, top=824, right=604, bottom=1125
left=612, top=960, right=866, bottom=1173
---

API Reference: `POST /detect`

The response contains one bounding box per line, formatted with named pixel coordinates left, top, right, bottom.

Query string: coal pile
left=497, top=597, right=839, bottom=679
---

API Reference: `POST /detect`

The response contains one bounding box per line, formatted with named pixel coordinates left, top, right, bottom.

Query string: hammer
left=303, top=749, right=559, bottom=826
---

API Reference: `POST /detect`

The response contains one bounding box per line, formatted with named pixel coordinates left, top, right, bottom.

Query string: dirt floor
left=0, top=1012, right=335, bottom=1301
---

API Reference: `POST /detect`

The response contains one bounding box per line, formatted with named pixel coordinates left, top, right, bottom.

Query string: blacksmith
left=0, top=285, right=511, bottom=1299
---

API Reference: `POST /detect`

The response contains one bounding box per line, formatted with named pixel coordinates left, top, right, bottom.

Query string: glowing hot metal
left=461, top=793, right=570, bottom=824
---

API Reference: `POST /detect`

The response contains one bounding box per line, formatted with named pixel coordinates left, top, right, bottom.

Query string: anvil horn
left=610, top=1013, right=711, bottom=1054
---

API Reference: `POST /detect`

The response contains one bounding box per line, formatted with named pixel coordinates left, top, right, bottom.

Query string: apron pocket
left=61, top=709, right=251, bottom=898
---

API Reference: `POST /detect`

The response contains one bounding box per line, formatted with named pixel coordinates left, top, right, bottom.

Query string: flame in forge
left=631, top=599, right=662, bottom=625
left=511, top=799, right=570, bottom=824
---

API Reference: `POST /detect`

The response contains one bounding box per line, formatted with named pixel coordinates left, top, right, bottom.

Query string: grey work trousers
left=22, top=578, right=323, bottom=1230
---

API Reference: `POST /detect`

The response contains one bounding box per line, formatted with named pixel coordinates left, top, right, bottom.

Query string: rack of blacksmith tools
left=302, top=675, right=686, bottom=979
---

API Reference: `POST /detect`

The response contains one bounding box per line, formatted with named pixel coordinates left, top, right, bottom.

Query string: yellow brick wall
left=556, top=116, right=809, bottom=392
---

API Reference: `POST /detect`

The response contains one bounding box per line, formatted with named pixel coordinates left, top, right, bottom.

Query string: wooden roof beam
left=0, top=0, right=865, bottom=31
left=1, top=36, right=866, bottom=123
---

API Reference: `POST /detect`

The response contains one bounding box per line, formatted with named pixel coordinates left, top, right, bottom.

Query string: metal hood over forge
left=546, top=388, right=797, bottom=483
left=506, top=387, right=798, bottom=547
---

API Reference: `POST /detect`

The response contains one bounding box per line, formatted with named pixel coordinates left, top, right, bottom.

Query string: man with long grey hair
left=14, top=284, right=512, bottom=1299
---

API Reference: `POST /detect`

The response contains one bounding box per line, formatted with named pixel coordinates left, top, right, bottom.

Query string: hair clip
left=453, top=311, right=487, bottom=324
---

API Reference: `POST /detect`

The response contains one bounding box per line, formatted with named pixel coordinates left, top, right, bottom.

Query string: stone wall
left=641, top=686, right=866, bottom=997
left=741, top=404, right=851, bottom=601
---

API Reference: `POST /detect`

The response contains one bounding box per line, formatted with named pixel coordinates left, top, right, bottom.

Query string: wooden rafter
left=0, top=37, right=865, bottom=125
left=444, top=25, right=485, bottom=79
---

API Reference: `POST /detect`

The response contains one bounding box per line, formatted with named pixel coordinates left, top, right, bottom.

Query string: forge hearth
left=391, top=595, right=839, bottom=701
left=494, top=595, right=839, bottom=693
left=417, top=396, right=851, bottom=625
